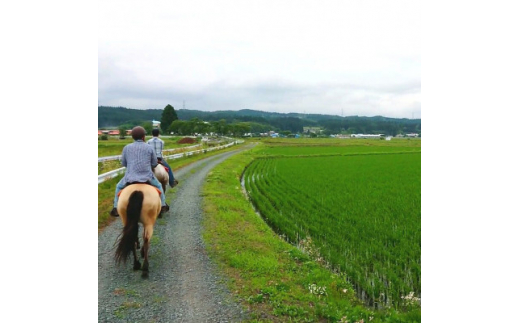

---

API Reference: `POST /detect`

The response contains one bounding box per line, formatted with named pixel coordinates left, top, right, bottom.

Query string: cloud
left=99, top=0, right=421, bottom=118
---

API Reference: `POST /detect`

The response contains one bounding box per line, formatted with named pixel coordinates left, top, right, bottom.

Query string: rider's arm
left=151, top=149, right=158, bottom=169
left=121, top=146, right=127, bottom=167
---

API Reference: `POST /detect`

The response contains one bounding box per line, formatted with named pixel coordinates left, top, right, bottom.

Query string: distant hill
left=98, top=106, right=163, bottom=128
left=98, top=106, right=421, bottom=136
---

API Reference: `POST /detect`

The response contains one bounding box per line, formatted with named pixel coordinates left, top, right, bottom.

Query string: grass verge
left=202, top=147, right=421, bottom=322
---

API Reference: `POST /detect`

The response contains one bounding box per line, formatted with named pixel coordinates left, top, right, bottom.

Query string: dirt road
left=98, top=146, right=253, bottom=322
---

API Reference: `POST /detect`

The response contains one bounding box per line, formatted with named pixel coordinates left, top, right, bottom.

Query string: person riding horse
left=110, top=126, right=169, bottom=217
left=147, top=128, right=178, bottom=188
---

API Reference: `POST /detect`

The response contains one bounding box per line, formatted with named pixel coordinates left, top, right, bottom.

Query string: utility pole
left=183, top=100, right=185, bottom=109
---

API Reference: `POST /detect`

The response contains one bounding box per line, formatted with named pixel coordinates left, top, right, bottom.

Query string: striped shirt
left=147, top=136, right=164, bottom=158
left=121, top=140, right=158, bottom=183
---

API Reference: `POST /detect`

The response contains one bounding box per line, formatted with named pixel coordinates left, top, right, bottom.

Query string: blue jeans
left=113, top=176, right=166, bottom=207
left=160, top=158, right=175, bottom=187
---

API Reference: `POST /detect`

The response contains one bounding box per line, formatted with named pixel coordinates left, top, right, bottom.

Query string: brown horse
left=114, top=184, right=161, bottom=277
left=153, top=163, right=169, bottom=194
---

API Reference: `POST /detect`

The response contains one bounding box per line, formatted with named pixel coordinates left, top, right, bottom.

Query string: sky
left=99, top=0, right=421, bottom=119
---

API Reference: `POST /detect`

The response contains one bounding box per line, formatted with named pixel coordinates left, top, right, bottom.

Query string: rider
left=147, top=128, right=178, bottom=188
left=110, top=126, right=169, bottom=217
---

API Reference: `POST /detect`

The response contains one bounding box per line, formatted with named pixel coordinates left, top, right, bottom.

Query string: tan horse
left=154, top=163, right=169, bottom=194
left=114, top=184, right=161, bottom=277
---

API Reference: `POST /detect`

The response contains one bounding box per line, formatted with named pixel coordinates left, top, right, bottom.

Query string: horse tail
left=115, top=190, right=143, bottom=265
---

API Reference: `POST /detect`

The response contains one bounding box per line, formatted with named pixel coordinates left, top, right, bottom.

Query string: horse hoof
left=141, top=271, right=149, bottom=278
left=133, top=261, right=141, bottom=270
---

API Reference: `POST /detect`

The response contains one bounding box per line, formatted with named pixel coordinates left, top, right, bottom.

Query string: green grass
left=202, top=142, right=421, bottom=322
left=98, top=173, right=123, bottom=230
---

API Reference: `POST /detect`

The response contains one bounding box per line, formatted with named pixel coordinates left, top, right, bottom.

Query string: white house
left=350, top=134, right=383, bottom=139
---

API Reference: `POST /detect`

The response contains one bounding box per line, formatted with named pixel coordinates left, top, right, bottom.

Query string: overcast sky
left=99, top=0, right=420, bottom=119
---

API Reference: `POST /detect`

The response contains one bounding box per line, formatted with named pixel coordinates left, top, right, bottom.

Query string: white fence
left=98, top=144, right=202, bottom=162
left=98, top=140, right=243, bottom=184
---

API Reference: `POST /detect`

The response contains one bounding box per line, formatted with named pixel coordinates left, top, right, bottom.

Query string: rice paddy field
left=243, top=138, right=421, bottom=311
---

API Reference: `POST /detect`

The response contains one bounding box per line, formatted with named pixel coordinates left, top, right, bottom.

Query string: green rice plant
left=259, top=145, right=420, bottom=157
left=243, top=152, right=421, bottom=310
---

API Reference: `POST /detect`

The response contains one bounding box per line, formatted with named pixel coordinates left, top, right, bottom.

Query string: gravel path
left=98, top=145, right=253, bottom=322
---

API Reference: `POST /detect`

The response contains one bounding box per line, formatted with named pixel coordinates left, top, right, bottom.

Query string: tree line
left=99, top=105, right=421, bottom=137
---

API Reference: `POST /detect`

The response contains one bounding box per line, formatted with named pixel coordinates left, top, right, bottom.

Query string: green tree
left=141, top=121, right=153, bottom=136
left=211, top=119, right=228, bottom=135
left=232, top=122, right=251, bottom=137
left=280, top=130, right=291, bottom=136
left=118, top=126, right=126, bottom=139
left=188, top=117, right=207, bottom=135
left=161, top=104, right=178, bottom=133
left=198, top=121, right=211, bottom=135
left=169, top=120, right=188, bottom=135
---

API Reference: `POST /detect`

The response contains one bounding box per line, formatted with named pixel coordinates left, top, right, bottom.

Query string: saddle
left=156, top=158, right=169, bottom=173
left=117, top=181, right=162, bottom=197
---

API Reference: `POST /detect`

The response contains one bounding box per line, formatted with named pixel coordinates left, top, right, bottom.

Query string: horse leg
left=158, top=183, right=166, bottom=219
left=133, top=224, right=141, bottom=269
left=141, top=225, right=154, bottom=278
left=132, top=240, right=141, bottom=270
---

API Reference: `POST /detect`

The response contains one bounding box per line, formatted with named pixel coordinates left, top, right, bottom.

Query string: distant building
left=303, top=127, right=322, bottom=134
left=152, top=120, right=161, bottom=128
left=350, top=134, right=383, bottom=139
left=98, top=129, right=122, bottom=136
